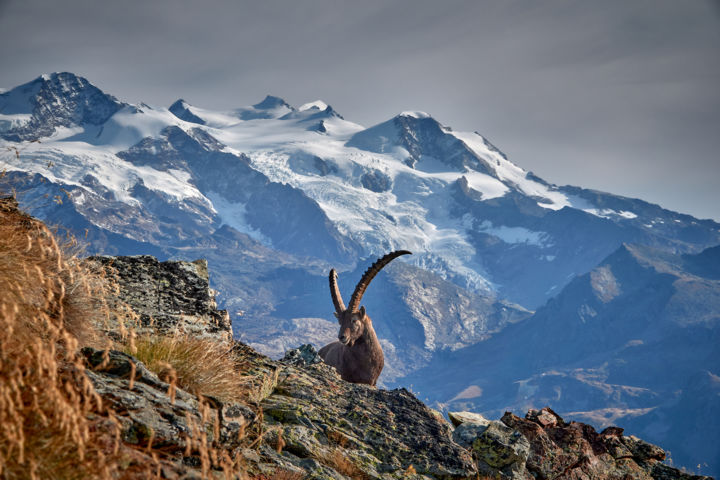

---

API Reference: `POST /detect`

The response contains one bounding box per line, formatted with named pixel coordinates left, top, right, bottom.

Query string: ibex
left=318, top=250, right=411, bottom=386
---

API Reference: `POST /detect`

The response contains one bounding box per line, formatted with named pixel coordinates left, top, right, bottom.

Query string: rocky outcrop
left=448, top=407, right=712, bottom=480
left=264, top=348, right=476, bottom=478
left=81, top=347, right=253, bottom=452
left=88, top=255, right=232, bottom=340
left=83, top=254, right=475, bottom=478
left=81, top=339, right=475, bottom=479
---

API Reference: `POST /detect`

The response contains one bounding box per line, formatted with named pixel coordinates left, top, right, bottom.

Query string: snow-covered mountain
left=1, top=72, right=719, bottom=474
left=4, top=73, right=717, bottom=304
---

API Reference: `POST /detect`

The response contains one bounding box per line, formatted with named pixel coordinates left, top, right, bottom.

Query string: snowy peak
left=280, top=101, right=345, bottom=131
left=239, top=95, right=294, bottom=120
left=169, top=99, right=205, bottom=125
left=296, top=100, right=343, bottom=119
left=346, top=111, right=496, bottom=174
left=0, top=72, right=124, bottom=141
left=398, top=110, right=432, bottom=119
left=299, top=100, right=328, bottom=112
left=252, top=95, right=292, bottom=111
left=167, top=95, right=295, bottom=126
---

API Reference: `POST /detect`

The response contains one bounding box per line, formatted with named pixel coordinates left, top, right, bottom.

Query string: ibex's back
left=318, top=250, right=411, bottom=386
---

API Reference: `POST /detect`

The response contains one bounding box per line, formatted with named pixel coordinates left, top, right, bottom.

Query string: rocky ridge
left=80, top=252, right=711, bottom=479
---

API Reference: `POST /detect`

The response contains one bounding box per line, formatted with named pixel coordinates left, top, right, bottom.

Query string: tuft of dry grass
left=252, top=470, right=306, bottom=480
left=122, top=334, right=251, bottom=403
left=316, top=449, right=368, bottom=480
left=0, top=196, right=118, bottom=479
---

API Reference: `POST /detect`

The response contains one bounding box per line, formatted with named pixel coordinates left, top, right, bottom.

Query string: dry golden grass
left=122, top=334, right=251, bottom=403
left=316, top=449, right=367, bottom=480
left=0, top=196, right=118, bottom=479
left=0, top=197, right=253, bottom=479
left=250, top=470, right=305, bottom=480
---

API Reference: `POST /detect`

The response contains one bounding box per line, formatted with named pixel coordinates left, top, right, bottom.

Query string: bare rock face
left=87, top=255, right=232, bottom=340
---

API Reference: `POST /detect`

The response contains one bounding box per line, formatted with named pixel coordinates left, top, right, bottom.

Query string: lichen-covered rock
left=449, top=412, right=531, bottom=480
left=450, top=412, right=492, bottom=448
left=621, top=434, right=667, bottom=463
left=471, top=421, right=531, bottom=479
left=87, top=255, right=231, bottom=340
left=280, top=343, right=323, bottom=367
left=82, top=333, right=475, bottom=478
left=496, top=408, right=712, bottom=480
left=82, top=347, right=255, bottom=452
left=261, top=346, right=477, bottom=479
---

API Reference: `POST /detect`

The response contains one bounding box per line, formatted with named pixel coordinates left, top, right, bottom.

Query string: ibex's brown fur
left=318, top=250, right=411, bottom=386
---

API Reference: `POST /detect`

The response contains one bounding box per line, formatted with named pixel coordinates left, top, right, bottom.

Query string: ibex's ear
left=359, top=305, right=366, bottom=318
left=334, top=311, right=340, bottom=322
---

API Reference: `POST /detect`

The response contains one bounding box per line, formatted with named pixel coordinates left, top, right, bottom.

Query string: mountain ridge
left=405, top=241, right=720, bottom=476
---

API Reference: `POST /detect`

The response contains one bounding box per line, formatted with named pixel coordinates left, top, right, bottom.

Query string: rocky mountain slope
left=405, top=242, right=720, bottom=477
left=71, top=231, right=715, bottom=479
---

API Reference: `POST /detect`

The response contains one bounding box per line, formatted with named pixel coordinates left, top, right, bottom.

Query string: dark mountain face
left=404, top=242, right=720, bottom=476
left=168, top=99, right=206, bottom=125
left=0, top=72, right=124, bottom=141
left=347, top=113, right=496, bottom=173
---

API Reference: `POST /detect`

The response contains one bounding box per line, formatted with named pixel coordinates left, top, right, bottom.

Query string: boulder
left=87, top=255, right=231, bottom=340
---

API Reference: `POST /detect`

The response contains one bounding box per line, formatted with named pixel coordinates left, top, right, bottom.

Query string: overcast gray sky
left=1, top=0, right=719, bottom=220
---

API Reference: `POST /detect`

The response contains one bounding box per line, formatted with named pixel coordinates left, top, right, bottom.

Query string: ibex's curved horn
left=329, top=269, right=346, bottom=315
left=348, top=250, right=411, bottom=313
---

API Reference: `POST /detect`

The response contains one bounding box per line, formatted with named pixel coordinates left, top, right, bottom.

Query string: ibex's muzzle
left=338, top=330, right=351, bottom=345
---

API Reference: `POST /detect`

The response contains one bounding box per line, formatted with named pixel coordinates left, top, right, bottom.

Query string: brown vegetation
left=122, top=334, right=251, bottom=403
left=316, top=449, right=368, bottom=480
left=0, top=197, right=257, bottom=479
left=0, top=196, right=117, bottom=479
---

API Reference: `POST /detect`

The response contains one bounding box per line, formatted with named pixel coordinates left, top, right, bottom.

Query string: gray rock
left=452, top=421, right=491, bottom=450
left=87, top=255, right=232, bottom=340
left=81, top=347, right=255, bottom=453
left=281, top=343, right=323, bottom=366
left=261, top=362, right=477, bottom=478
left=448, top=410, right=492, bottom=427
left=361, top=169, right=392, bottom=193
left=470, top=421, right=531, bottom=480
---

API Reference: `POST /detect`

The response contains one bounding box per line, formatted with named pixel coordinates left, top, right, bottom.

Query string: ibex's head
left=329, top=250, right=411, bottom=346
